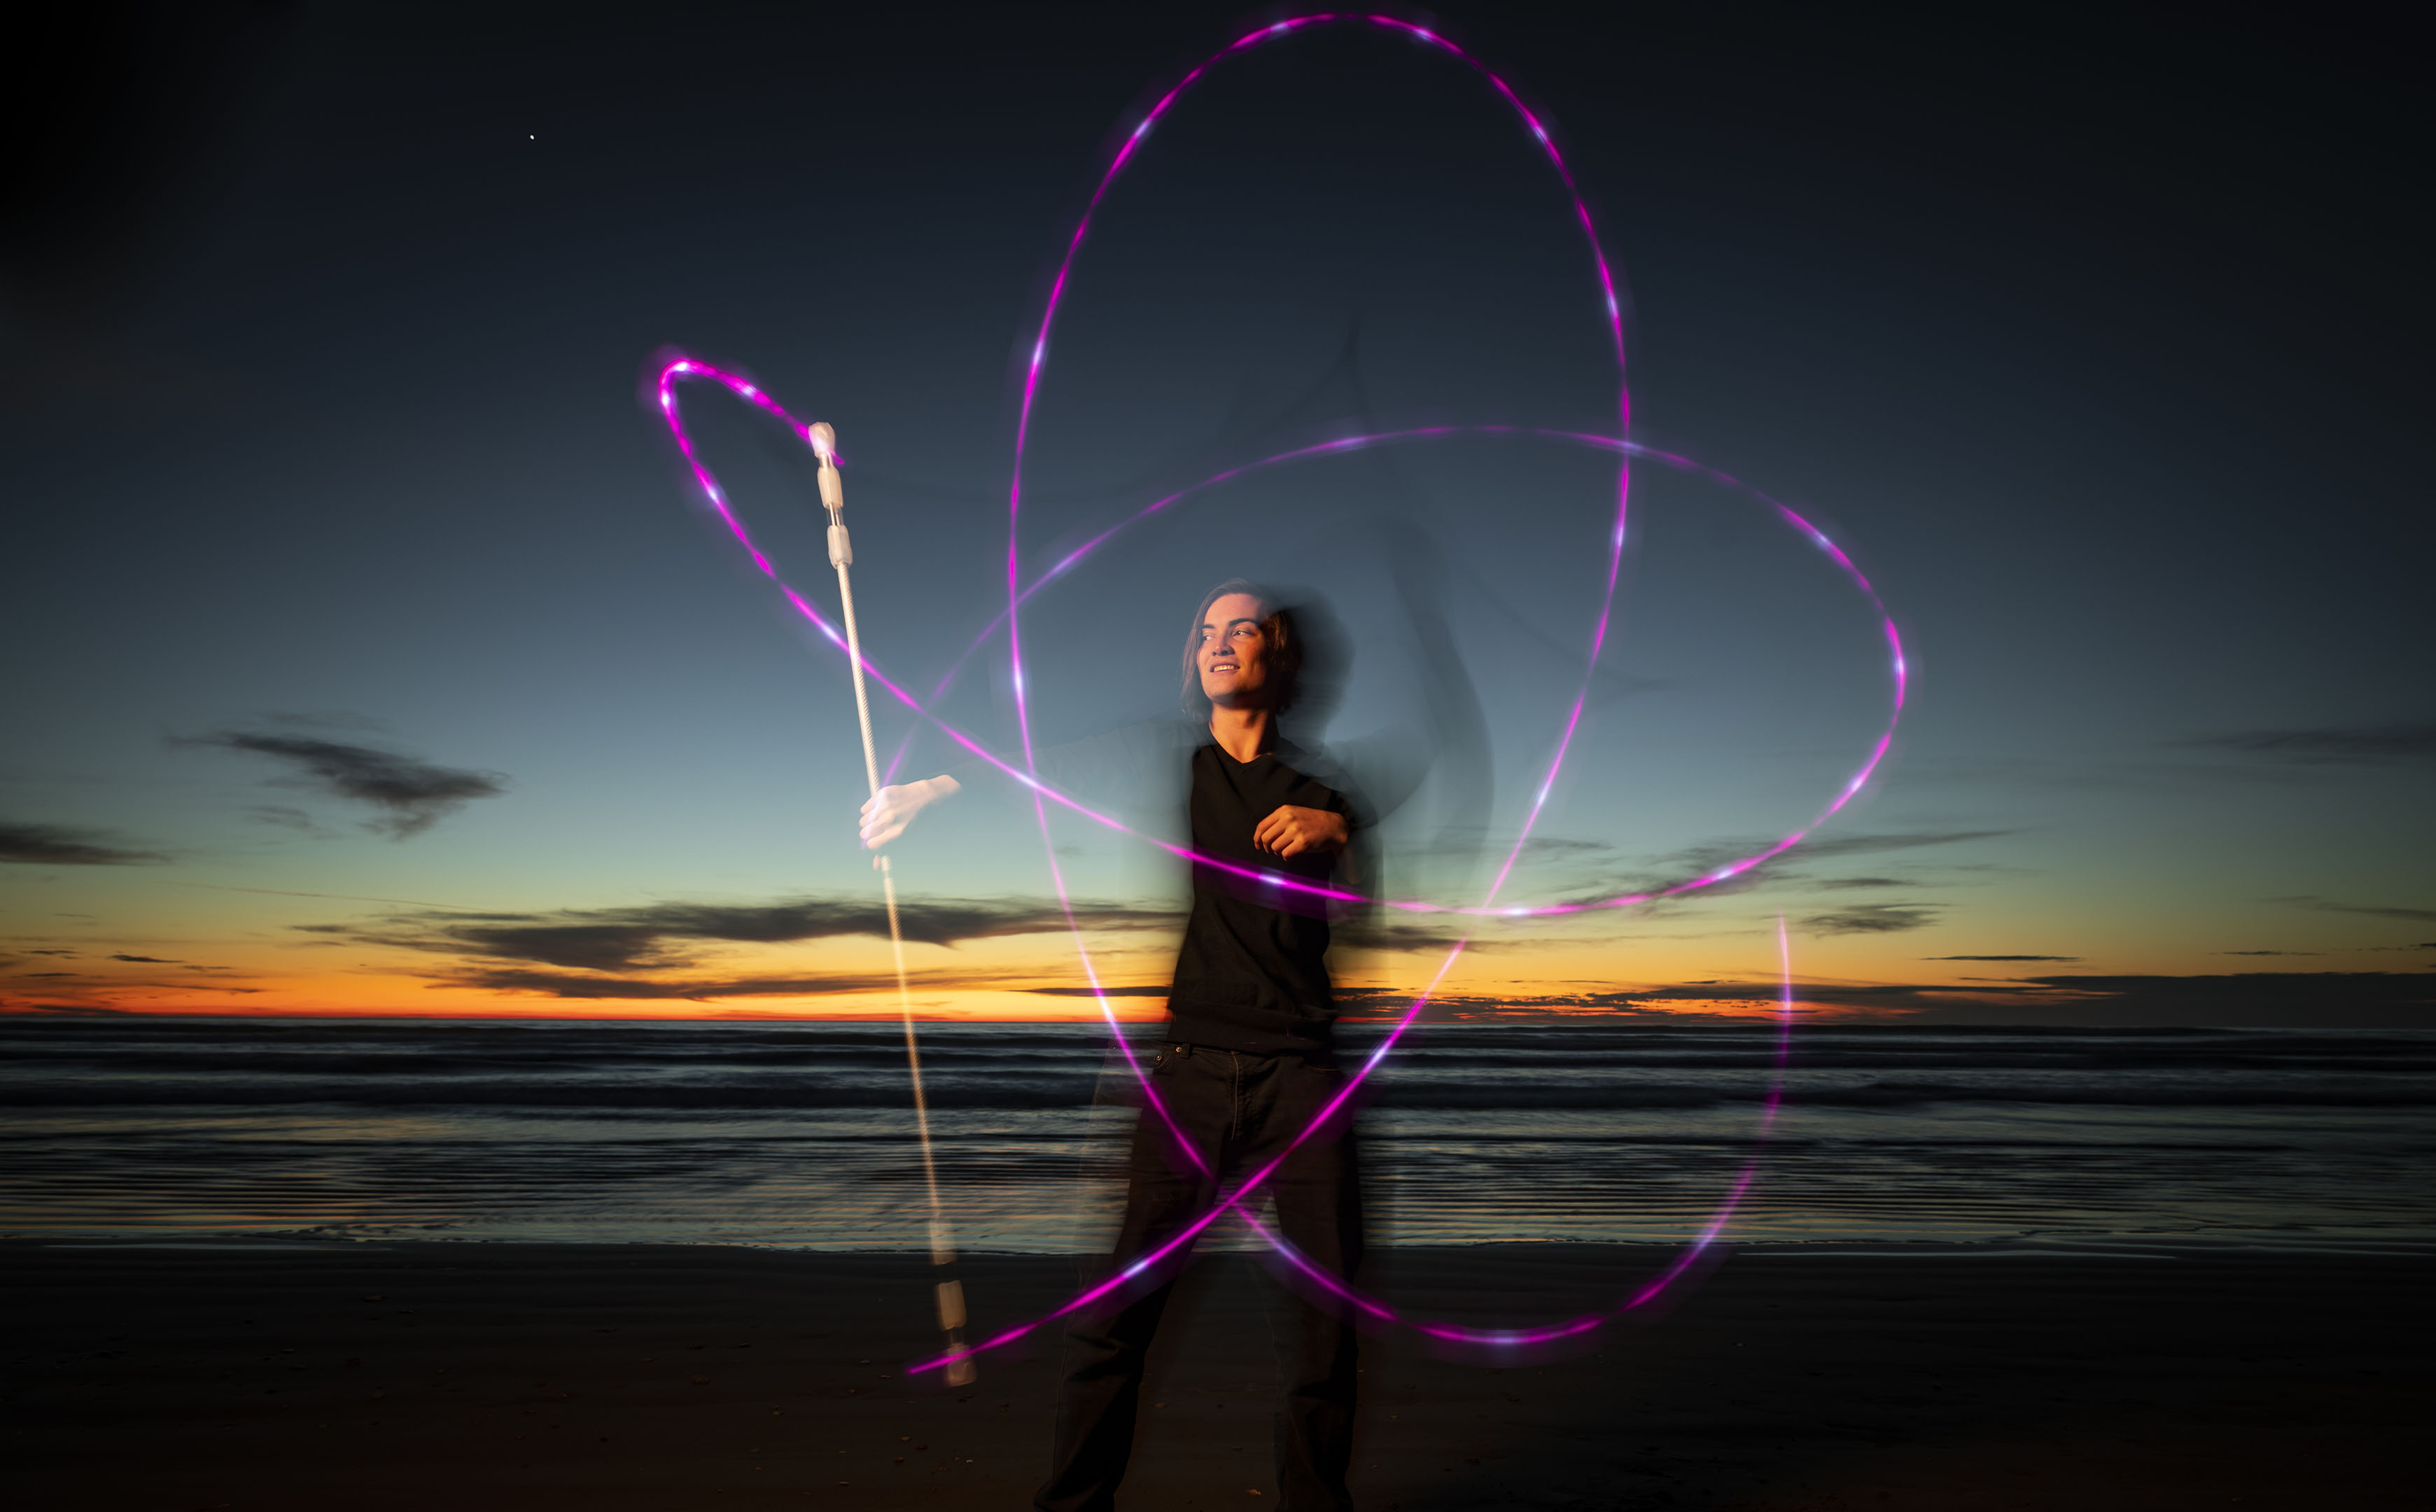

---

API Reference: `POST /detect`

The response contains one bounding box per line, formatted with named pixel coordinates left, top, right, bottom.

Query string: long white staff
left=811, top=421, right=975, bottom=1385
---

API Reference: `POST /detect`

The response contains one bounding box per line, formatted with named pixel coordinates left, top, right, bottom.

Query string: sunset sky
left=4, top=4, right=2428, bottom=1027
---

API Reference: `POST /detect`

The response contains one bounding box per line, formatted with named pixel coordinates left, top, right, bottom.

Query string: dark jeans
left=1035, top=1042, right=1365, bottom=1512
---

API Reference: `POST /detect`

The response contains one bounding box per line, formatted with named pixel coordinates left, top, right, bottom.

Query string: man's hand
left=1253, top=804, right=1349, bottom=860
left=860, top=774, right=960, bottom=849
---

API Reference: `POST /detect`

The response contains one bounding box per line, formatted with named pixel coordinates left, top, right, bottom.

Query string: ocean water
left=1, top=1018, right=2430, bottom=1254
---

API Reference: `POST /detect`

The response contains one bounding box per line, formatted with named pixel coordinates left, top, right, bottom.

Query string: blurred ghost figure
left=860, top=566, right=1482, bottom=1512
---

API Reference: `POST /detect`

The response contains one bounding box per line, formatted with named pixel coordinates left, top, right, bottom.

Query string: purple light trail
left=650, top=376, right=1905, bottom=920
left=648, top=398, right=1890, bottom=1376
left=643, top=11, right=1904, bottom=1376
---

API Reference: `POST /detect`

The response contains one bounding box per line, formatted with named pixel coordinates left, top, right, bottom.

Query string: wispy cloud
left=1800, top=904, right=1940, bottom=935
left=1790, top=830, right=2017, bottom=860
left=1334, top=916, right=1506, bottom=953
left=316, top=895, right=1184, bottom=974
left=187, top=883, right=481, bottom=909
left=1024, top=986, right=1170, bottom=997
left=1639, top=829, right=2013, bottom=881
left=1446, top=970, right=2436, bottom=1028
left=180, top=727, right=507, bottom=838
left=246, top=805, right=340, bottom=837
left=2184, top=722, right=2436, bottom=765
left=1518, top=836, right=1614, bottom=858
left=108, top=953, right=183, bottom=964
left=0, top=820, right=167, bottom=867
left=1921, top=953, right=2080, bottom=962
left=2270, top=895, right=2436, bottom=925
left=1546, top=830, right=2017, bottom=910
left=444, top=967, right=903, bottom=1000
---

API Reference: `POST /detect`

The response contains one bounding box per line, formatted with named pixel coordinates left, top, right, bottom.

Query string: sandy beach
left=6, top=1239, right=2426, bottom=1510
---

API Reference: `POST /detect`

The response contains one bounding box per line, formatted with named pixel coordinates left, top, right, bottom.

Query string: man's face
left=1196, top=592, right=1270, bottom=709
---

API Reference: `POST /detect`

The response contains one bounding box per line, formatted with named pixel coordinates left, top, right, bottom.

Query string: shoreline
left=8, top=1238, right=2427, bottom=1508
left=16, top=1232, right=2430, bottom=1256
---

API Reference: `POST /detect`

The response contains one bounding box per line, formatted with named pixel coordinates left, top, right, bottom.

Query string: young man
left=862, top=580, right=1371, bottom=1512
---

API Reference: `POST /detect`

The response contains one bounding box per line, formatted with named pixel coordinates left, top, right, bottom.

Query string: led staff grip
left=810, top=421, right=976, bottom=1386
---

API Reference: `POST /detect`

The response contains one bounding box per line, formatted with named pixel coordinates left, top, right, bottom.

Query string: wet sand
left=5, top=1240, right=2426, bottom=1510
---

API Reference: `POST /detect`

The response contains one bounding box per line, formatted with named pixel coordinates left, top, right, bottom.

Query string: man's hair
left=1181, top=578, right=1303, bottom=717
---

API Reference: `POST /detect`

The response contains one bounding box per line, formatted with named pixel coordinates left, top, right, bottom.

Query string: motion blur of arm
left=860, top=774, right=961, bottom=849
left=857, top=718, right=1196, bottom=850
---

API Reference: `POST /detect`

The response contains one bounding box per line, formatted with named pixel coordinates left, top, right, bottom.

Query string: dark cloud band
left=316, top=895, right=1184, bottom=974
left=2187, top=723, right=2436, bottom=765
left=183, top=729, right=506, bottom=839
left=0, top=820, right=166, bottom=867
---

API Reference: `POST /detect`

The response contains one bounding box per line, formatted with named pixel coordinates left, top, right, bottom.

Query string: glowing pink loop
left=1002, top=12, right=1628, bottom=916
left=649, top=368, right=1880, bottom=1368
left=644, top=13, right=1893, bottom=1376
left=981, top=11, right=1750, bottom=1375
left=638, top=416, right=1870, bottom=1363
left=1003, top=21, right=1614, bottom=1040
left=913, top=919, right=1793, bottom=1371
left=647, top=386, right=1904, bottom=916
left=869, top=424, right=1905, bottom=915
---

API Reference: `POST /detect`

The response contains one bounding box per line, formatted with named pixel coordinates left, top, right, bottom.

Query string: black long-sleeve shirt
left=957, top=718, right=1422, bottom=1055
left=1167, top=740, right=1354, bottom=1054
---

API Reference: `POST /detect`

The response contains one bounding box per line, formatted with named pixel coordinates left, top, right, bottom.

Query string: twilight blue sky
left=2, top=2, right=2428, bottom=1024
